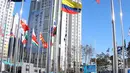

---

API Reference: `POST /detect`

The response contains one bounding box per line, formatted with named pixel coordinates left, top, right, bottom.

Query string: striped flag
left=22, top=32, right=28, bottom=44
left=20, top=20, right=29, bottom=32
left=62, top=0, right=82, bottom=14
left=32, top=29, right=38, bottom=46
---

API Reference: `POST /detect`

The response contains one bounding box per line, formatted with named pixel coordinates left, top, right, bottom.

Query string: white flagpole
left=13, top=0, right=24, bottom=73
left=45, top=0, right=55, bottom=72
left=54, top=0, right=62, bottom=72
left=110, top=0, right=118, bottom=73
left=36, top=32, right=41, bottom=73
left=118, top=0, right=125, bottom=72
left=22, top=34, right=25, bottom=63
left=52, top=0, right=58, bottom=72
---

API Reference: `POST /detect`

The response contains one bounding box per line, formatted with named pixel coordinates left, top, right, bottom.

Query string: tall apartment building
left=60, top=0, right=82, bottom=72
left=0, top=1, right=15, bottom=60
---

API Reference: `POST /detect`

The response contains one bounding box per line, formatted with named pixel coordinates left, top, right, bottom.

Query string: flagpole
left=36, top=32, right=41, bottom=73
left=13, top=0, right=24, bottom=73
left=22, top=33, right=25, bottom=63
left=52, top=0, right=58, bottom=72
left=110, top=0, right=118, bottom=73
left=118, top=0, right=125, bottom=72
left=40, top=49, right=43, bottom=71
left=9, top=32, right=14, bottom=72
left=45, top=0, right=55, bottom=72
left=54, top=0, right=62, bottom=72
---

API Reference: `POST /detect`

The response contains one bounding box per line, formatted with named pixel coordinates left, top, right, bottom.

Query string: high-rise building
left=0, top=1, right=15, bottom=60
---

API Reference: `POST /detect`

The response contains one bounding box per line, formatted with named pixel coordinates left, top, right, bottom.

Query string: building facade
left=59, top=0, right=82, bottom=72
left=0, top=1, right=15, bottom=60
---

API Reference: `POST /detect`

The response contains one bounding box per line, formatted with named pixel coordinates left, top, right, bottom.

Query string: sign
left=83, top=64, right=96, bottom=73
left=87, top=65, right=96, bottom=72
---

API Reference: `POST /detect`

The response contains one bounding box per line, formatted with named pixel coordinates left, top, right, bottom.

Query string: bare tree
left=82, top=45, right=94, bottom=64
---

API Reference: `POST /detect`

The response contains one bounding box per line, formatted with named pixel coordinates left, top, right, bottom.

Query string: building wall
left=0, top=1, right=15, bottom=59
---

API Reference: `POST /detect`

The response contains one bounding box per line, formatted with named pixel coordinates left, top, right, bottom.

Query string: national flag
left=43, top=42, right=48, bottom=49
left=22, top=32, right=28, bottom=44
left=32, top=29, right=38, bottom=46
left=20, top=20, right=29, bottom=32
left=40, top=33, right=46, bottom=44
left=62, top=0, right=82, bottom=14
left=51, top=26, right=57, bottom=36
left=106, top=48, right=110, bottom=52
left=117, top=46, right=122, bottom=54
left=22, top=39, right=27, bottom=44
left=96, top=0, right=100, bottom=4
left=9, top=0, right=25, bottom=2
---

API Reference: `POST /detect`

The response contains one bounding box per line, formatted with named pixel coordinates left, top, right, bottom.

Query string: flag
left=22, top=39, right=27, bottom=44
left=96, top=0, right=100, bottom=4
left=32, top=29, right=38, bottom=46
left=43, top=42, right=48, bottom=49
left=9, top=0, right=25, bottom=2
left=62, top=0, right=82, bottom=14
left=106, top=48, right=110, bottom=52
left=117, top=46, right=122, bottom=54
left=20, top=20, right=29, bottom=32
left=40, top=33, right=46, bottom=44
left=51, top=26, right=57, bottom=36
left=22, top=32, right=28, bottom=44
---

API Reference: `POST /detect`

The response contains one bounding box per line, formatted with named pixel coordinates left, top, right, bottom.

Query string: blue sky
left=14, top=0, right=130, bottom=55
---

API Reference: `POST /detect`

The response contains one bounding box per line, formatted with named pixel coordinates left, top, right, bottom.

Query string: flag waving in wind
left=32, top=29, right=38, bottom=46
left=20, top=20, right=29, bottom=32
left=40, top=32, right=48, bottom=49
left=62, top=0, right=82, bottom=14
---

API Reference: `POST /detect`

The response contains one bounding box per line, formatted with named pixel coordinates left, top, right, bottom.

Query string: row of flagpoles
left=1, top=0, right=130, bottom=73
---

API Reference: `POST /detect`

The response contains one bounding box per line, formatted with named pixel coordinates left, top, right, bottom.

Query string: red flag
left=96, top=0, right=100, bottom=4
left=43, top=42, right=48, bottom=49
left=22, top=39, right=27, bottom=44
left=20, top=20, right=29, bottom=32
